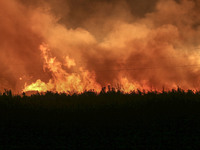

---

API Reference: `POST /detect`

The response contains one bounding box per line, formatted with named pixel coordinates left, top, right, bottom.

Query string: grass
left=1, top=88, right=200, bottom=149
left=1, top=88, right=200, bottom=114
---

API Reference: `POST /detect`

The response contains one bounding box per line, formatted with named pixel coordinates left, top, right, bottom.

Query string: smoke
left=1, top=0, right=200, bottom=93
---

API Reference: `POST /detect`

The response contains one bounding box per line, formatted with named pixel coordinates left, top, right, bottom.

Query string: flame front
left=1, top=0, right=200, bottom=94
left=23, top=44, right=102, bottom=94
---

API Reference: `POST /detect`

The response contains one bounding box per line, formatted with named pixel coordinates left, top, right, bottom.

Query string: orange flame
left=23, top=44, right=102, bottom=94
left=2, top=0, right=200, bottom=94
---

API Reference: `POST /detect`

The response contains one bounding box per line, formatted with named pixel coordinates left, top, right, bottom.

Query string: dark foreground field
left=1, top=89, right=200, bottom=149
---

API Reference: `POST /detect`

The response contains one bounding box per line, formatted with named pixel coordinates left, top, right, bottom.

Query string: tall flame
left=23, top=44, right=102, bottom=93
left=1, top=0, right=200, bottom=94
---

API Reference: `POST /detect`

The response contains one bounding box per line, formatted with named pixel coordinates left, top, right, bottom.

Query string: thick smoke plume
left=1, top=0, right=200, bottom=93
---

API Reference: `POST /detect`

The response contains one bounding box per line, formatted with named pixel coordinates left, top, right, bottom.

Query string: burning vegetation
left=1, top=0, right=200, bottom=94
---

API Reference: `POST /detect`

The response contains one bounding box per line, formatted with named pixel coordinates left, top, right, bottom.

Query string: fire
left=23, top=44, right=143, bottom=94
left=23, top=44, right=102, bottom=94
left=24, top=79, right=54, bottom=93
left=1, top=0, right=200, bottom=94
left=118, top=77, right=139, bottom=93
left=65, top=56, right=76, bottom=69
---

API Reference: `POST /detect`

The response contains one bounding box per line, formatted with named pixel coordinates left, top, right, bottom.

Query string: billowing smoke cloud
left=0, top=1, right=46, bottom=92
left=1, top=0, right=200, bottom=93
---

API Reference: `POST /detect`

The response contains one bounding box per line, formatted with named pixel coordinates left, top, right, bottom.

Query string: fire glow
left=23, top=44, right=102, bottom=93
left=1, top=0, right=200, bottom=94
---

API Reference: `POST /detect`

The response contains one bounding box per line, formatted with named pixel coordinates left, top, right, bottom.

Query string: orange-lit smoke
left=1, top=0, right=200, bottom=94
